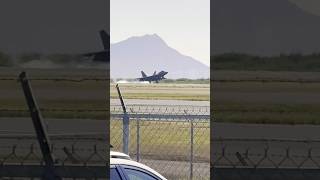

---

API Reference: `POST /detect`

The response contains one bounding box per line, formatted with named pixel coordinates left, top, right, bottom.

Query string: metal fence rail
left=0, top=73, right=108, bottom=179
left=212, top=138, right=320, bottom=168
left=212, top=138, right=320, bottom=180
left=111, top=105, right=210, bottom=179
left=0, top=136, right=107, bottom=179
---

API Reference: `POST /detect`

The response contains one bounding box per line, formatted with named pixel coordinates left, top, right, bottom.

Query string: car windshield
left=123, top=168, right=158, bottom=180
left=110, top=167, right=122, bottom=180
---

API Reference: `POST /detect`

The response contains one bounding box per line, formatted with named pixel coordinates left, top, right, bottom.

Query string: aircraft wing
left=82, top=51, right=108, bottom=62
left=81, top=30, right=110, bottom=62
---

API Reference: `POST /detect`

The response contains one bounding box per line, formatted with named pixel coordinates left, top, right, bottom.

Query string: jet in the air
left=83, top=30, right=109, bottom=62
left=137, top=71, right=168, bottom=83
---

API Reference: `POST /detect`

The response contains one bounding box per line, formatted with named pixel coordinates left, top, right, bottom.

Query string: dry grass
left=110, top=83, right=209, bottom=101
left=213, top=71, right=320, bottom=124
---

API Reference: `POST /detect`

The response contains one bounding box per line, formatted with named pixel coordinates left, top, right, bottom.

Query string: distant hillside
left=212, top=0, right=320, bottom=55
left=111, top=34, right=209, bottom=79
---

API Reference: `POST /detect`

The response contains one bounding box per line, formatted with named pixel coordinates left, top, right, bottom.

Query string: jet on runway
left=137, top=71, right=168, bottom=83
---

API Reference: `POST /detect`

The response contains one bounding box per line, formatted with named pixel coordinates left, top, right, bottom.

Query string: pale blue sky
left=111, top=0, right=210, bottom=66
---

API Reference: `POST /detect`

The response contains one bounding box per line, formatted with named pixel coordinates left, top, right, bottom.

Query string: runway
left=212, top=122, right=320, bottom=140
left=111, top=98, right=209, bottom=106
left=0, top=118, right=107, bottom=135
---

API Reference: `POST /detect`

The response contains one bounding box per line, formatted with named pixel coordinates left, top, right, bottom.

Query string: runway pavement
left=0, top=118, right=107, bottom=135
left=111, top=98, right=209, bottom=106
left=212, top=122, right=320, bottom=140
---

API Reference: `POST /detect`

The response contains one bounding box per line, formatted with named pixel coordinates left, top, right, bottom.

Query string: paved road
left=0, top=118, right=107, bottom=135
left=212, top=122, right=320, bottom=140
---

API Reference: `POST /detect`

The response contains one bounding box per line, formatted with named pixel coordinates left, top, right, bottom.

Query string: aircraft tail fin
left=153, top=71, right=157, bottom=76
left=100, top=30, right=109, bottom=50
left=141, top=71, right=147, bottom=78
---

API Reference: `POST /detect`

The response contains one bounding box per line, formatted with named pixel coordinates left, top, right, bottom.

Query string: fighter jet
left=137, top=71, right=168, bottom=83
left=83, top=30, right=109, bottom=62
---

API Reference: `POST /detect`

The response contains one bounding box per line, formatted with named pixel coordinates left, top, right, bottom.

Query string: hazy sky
left=0, top=0, right=108, bottom=54
left=290, top=0, right=320, bottom=16
left=111, top=0, right=210, bottom=66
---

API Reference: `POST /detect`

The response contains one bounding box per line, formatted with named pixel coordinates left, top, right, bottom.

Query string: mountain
left=212, top=0, right=320, bottom=56
left=111, top=34, right=209, bottom=79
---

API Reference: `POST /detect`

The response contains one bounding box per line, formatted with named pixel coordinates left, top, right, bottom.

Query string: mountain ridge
left=111, top=34, right=209, bottom=79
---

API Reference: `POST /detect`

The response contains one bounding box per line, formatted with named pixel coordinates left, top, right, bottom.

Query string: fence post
left=190, top=117, right=194, bottom=180
left=116, top=84, right=129, bottom=155
left=184, top=110, right=193, bottom=180
left=123, top=113, right=129, bottom=155
left=136, top=116, right=140, bottom=162
left=19, top=72, right=61, bottom=180
left=129, top=108, right=140, bottom=161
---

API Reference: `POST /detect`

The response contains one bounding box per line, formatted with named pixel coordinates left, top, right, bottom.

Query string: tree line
left=212, top=53, right=320, bottom=71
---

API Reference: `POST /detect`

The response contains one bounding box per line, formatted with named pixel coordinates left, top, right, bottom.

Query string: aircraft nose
left=164, top=71, right=168, bottom=75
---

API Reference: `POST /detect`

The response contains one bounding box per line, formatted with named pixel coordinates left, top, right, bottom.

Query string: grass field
left=0, top=68, right=108, bottom=119
left=2, top=68, right=319, bottom=125
left=110, top=83, right=210, bottom=101
left=0, top=80, right=107, bottom=119
left=0, top=68, right=209, bottom=119
left=213, top=70, right=320, bottom=124
left=110, top=119, right=210, bottom=162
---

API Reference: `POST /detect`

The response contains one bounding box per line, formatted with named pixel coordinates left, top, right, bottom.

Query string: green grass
left=0, top=80, right=209, bottom=118
left=212, top=71, right=320, bottom=124
left=111, top=83, right=210, bottom=101
left=0, top=68, right=108, bottom=119
left=110, top=120, right=210, bottom=162
left=4, top=68, right=320, bottom=125
left=110, top=93, right=209, bottom=101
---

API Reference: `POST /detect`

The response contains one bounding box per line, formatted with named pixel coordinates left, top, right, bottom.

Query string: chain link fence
left=0, top=134, right=107, bottom=179
left=111, top=105, right=210, bottom=179
left=212, top=138, right=320, bottom=180
left=0, top=73, right=108, bottom=179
